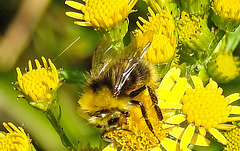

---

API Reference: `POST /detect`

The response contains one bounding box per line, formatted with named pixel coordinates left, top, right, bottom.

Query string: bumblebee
left=77, top=31, right=163, bottom=139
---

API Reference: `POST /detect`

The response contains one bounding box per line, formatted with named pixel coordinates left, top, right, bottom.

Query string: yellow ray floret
left=65, top=0, right=138, bottom=29
left=0, top=122, right=32, bottom=151
left=16, top=57, right=63, bottom=110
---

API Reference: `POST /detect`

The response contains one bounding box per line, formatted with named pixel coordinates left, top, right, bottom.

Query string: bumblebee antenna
left=53, top=36, right=81, bottom=62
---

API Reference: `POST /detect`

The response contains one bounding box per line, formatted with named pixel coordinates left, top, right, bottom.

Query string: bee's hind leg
left=147, top=86, right=163, bottom=121
left=129, top=85, right=163, bottom=121
left=130, top=100, right=160, bottom=142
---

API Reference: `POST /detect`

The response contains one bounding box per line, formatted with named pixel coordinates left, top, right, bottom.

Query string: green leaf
left=226, top=25, right=240, bottom=52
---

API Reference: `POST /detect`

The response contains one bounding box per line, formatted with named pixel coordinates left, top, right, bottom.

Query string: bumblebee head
left=89, top=109, right=128, bottom=130
left=78, top=86, right=131, bottom=130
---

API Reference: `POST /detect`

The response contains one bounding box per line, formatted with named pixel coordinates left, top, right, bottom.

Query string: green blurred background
left=0, top=0, right=101, bottom=150
left=0, top=0, right=239, bottom=151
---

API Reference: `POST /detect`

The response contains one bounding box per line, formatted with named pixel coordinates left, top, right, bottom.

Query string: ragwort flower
left=211, top=0, right=240, bottom=31
left=65, top=0, right=138, bottom=29
left=0, top=122, right=34, bottom=151
left=224, top=126, right=240, bottom=151
left=207, top=51, right=240, bottom=83
left=177, top=11, right=213, bottom=58
left=102, top=88, right=178, bottom=151
left=16, top=57, right=63, bottom=111
left=156, top=68, right=240, bottom=150
left=136, top=3, right=176, bottom=64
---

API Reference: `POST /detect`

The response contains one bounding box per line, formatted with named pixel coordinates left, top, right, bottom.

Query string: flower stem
left=208, top=29, right=226, bottom=56
left=45, top=109, right=77, bottom=151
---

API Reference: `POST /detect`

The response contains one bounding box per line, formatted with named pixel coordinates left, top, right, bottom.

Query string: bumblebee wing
left=91, top=37, right=118, bottom=78
left=113, top=31, right=154, bottom=96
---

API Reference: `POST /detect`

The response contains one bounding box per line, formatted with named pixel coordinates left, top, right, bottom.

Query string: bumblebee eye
left=108, top=117, right=119, bottom=126
left=121, top=111, right=129, bottom=115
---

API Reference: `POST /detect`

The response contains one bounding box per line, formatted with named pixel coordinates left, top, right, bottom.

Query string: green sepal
left=188, top=137, right=224, bottom=151
left=198, top=67, right=210, bottom=86
left=211, top=8, right=240, bottom=32
left=59, top=70, right=88, bottom=84
left=180, top=0, right=210, bottom=16
left=77, top=141, right=104, bottom=151
left=226, top=25, right=240, bottom=52
left=30, top=143, right=37, bottom=151
left=98, top=19, right=129, bottom=51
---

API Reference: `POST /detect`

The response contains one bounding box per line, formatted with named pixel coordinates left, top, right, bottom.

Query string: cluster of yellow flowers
left=2, top=0, right=240, bottom=151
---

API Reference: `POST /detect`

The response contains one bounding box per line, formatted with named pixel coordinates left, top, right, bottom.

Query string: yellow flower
left=16, top=57, right=63, bottom=111
left=156, top=68, right=240, bottom=150
left=211, top=0, right=240, bottom=31
left=136, top=3, right=176, bottom=64
left=102, top=88, right=178, bottom=151
left=177, top=11, right=213, bottom=56
left=0, top=122, right=33, bottom=151
left=213, top=0, right=240, bottom=20
left=65, top=0, right=138, bottom=29
left=224, top=126, right=240, bottom=151
left=207, top=51, right=240, bottom=83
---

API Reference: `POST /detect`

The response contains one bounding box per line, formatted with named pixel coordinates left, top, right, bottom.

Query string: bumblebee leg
left=129, top=85, right=146, bottom=98
left=130, top=85, right=163, bottom=121
left=147, top=86, right=163, bottom=121
left=130, top=100, right=160, bottom=142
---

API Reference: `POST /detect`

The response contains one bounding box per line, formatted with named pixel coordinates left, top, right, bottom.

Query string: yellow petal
left=162, top=124, right=176, bottom=129
left=208, top=128, right=227, bottom=145
left=198, top=127, right=206, bottom=137
left=102, top=143, right=118, bottom=151
left=28, top=60, right=33, bottom=71
left=168, top=78, right=188, bottom=103
left=180, top=124, right=195, bottom=150
left=228, top=116, right=240, bottom=122
left=35, top=59, right=41, bottom=69
left=191, top=133, right=210, bottom=146
left=151, top=147, right=162, bottom=151
left=209, top=78, right=218, bottom=89
left=74, top=21, right=92, bottom=26
left=136, top=21, right=145, bottom=32
left=165, top=114, right=186, bottom=124
left=138, top=16, right=149, bottom=24
left=16, top=67, right=22, bottom=77
left=158, top=68, right=181, bottom=91
left=217, top=124, right=236, bottom=130
left=158, top=102, right=183, bottom=109
left=227, top=93, right=240, bottom=104
left=66, top=12, right=84, bottom=20
left=169, top=126, right=185, bottom=139
left=65, top=0, right=84, bottom=10
left=191, top=76, right=203, bottom=88
left=161, top=138, right=178, bottom=151
left=230, top=106, right=240, bottom=114
left=41, top=57, right=48, bottom=69
left=156, top=89, right=171, bottom=101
